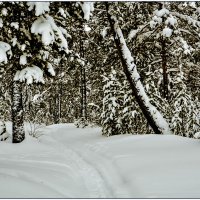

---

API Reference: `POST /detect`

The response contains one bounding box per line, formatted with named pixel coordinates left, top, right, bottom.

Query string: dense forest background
left=0, top=2, right=200, bottom=143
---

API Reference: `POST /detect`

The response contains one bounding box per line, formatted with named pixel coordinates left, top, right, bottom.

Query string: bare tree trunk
left=161, top=37, right=168, bottom=100
left=106, top=3, right=171, bottom=135
left=57, top=56, right=65, bottom=122
left=80, top=64, right=84, bottom=118
left=12, top=80, right=25, bottom=143
left=80, top=40, right=87, bottom=120
left=83, top=65, right=87, bottom=119
left=54, top=93, right=60, bottom=124
left=59, top=82, right=62, bottom=120
left=158, top=2, right=168, bottom=100
left=53, top=63, right=63, bottom=124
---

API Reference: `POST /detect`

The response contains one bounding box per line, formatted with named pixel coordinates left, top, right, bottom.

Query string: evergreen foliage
left=0, top=2, right=199, bottom=142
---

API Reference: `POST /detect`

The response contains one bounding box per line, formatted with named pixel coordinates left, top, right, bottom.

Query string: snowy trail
left=39, top=124, right=114, bottom=198
left=0, top=150, right=89, bottom=198
left=0, top=124, right=112, bottom=198
left=1, top=123, right=200, bottom=198
left=45, top=124, right=136, bottom=197
left=43, top=124, right=200, bottom=198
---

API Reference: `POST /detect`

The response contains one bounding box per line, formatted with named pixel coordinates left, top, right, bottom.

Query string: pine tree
left=101, top=68, right=122, bottom=136
left=121, top=80, right=148, bottom=134
left=0, top=2, right=70, bottom=142
left=171, top=66, right=200, bottom=137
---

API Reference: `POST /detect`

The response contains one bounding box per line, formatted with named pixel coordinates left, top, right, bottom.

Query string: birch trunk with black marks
left=12, top=80, right=25, bottom=143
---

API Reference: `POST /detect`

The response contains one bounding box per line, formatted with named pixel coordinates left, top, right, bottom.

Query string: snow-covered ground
left=0, top=122, right=200, bottom=198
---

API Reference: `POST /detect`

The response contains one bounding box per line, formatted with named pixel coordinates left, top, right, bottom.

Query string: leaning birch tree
left=106, top=3, right=171, bottom=135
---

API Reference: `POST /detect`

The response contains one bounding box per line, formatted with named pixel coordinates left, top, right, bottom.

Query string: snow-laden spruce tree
left=121, top=80, right=149, bottom=135
left=0, top=2, right=70, bottom=143
left=120, top=80, right=136, bottom=135
left=171, top=65, right=200, bottom=137
left=148, top=2, right=200, bottom=136
left=101, top=68, right=123, bottom=136
left=147, top=2, right=199, bottom=96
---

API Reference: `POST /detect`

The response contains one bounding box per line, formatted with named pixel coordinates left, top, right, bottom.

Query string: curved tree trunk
left=106, top=3, right=171, bottom=135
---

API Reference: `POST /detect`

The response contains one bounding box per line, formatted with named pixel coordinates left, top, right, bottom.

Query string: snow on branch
left=0, top=41, right=11, bottom=64
left=47, top=62, right=55, bottom=76
left=179, top=37, right=194, bottom=55
left=171, top=11, right=200, bottom=28
left=32, top=87, right=51, bottom=103
left=14, top=65, right=45, bottom=85
left=150, top=9, right=178, bottom=38
left=154, top=8, right=170, bottom=17
left=80, top=2, right=94, bottom=21
left=27, top=2, right=50, bottom=16
left=31, top=15, right=69, bottom=53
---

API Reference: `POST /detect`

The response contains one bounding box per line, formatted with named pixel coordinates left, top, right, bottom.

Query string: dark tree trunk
left=10, top=1, right=25, bottom=143
left=54, top=93, right=60, bottom=124
left=161, top=38, right=168, bottom=100
left=53, top=61, right=64, bottom=124
left=83, top=65, right=87, bottom=119
left=59, top=82, right=62, bottom=120
left=80, top=63, right=84, bottom=118
left=158, top=2, right=168, bottom=100
left=12, top=80, right=25, bottom=143
left=106, top=3, right=171, bottom=135
left=80, top=40, right=87, bottom=120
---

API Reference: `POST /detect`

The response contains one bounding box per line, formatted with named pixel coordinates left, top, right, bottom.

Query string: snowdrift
left=0, top=123, right=200, bottom=198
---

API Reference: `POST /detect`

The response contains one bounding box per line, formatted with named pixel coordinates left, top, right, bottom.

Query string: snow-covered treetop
left=150, top=7, right=177, bottom=38
left=149, top=2, right=200, bottom=53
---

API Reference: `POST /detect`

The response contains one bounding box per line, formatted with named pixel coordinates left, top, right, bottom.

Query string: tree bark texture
left=161, top=38, right=168, bottom=100
left=12, top=80, right=25, bottom=143
left=80, top=40, right=87, bottom=120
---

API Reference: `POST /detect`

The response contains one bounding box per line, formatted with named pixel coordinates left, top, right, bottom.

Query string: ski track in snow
left=1, top=123, right=200, bottom=198
left=0, top=154, right=84, bottom=198
left=0, top=125, right=113, bottom=198
left=0, top=145, right=110, bottom=198
left=48, top=134, right=113, bottom=198
left=47, top=125, right=134, bottom=198
left=61, top=147, right=111, bottom=198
